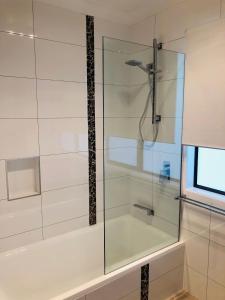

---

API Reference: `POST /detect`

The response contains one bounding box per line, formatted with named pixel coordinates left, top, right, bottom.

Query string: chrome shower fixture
left=125, top=38, right=162, bottom=145
left=125, top=59, right=152, bottom=74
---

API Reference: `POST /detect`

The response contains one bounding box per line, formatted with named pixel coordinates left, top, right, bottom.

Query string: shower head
left=125, top=60, right=143, bottom=67
left=125, top=60, right=151, bottom=73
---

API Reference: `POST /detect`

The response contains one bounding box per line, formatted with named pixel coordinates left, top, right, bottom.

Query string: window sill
left=184, top=186, right=225, bottom=210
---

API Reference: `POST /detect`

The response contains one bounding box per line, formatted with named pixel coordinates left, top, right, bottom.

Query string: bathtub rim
left=50, top=241, right=184, bottom=300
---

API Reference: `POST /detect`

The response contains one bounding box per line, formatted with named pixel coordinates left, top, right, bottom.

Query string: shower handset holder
left=152, top=39, right=162, bottom=124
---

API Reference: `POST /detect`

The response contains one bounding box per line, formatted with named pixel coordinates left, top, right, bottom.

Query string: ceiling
left=40, top=0, right=183, bottom=25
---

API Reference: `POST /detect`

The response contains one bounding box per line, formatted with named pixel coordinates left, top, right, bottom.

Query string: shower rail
left=177, top=196, right=225, bottom=217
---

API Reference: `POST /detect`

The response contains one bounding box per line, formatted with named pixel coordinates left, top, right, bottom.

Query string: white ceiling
left=40, top=0, right=183, bottom=25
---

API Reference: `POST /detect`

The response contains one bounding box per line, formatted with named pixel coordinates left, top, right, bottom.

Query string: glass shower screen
left=103, top=37, right=185, bottom=273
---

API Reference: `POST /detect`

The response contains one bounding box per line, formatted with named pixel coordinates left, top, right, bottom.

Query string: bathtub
left=0, top=214, right=182, bottom=300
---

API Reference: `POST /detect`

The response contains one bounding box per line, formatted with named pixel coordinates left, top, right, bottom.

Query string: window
left=194, top=147, right=225, bottom=195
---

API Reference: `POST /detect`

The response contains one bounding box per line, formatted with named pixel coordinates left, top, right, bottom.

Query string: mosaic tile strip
left=86, top=15, right=96, bottom=226
left=141, top=264, right=149, bottom=300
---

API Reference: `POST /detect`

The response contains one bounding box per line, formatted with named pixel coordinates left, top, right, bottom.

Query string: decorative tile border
left=141, top=264, right=149, bottom=300
left=86, top=15, right=96, bottom=226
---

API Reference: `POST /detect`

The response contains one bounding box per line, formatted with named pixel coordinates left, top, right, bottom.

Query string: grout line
left=150, top=263, right=184, bottom=284
left=0, top=29, right=86, bottom=48
left=0, top=74, right=87, bottom=84
left=182, top=225, right=225, bottom=251
left=0, top=74, right=184, bottom=86
left=164, top=36, right=185, bottom=45
left=32, top=0, right=44, bottom=241
left=0, top=227, right=43, bottom=240
left=0, top=117, right=88, bottom=120
left=42, top=205, right=129, bottom=230
left=185, top=264, right=207, bottom=279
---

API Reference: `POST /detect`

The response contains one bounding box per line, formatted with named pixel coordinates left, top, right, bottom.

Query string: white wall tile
left=101, top=50, right=130, bottom=86
left=34, top=1, right=85, bottom=45
left=0, top=76, right=37, bottom=118
left=164, top=38, right=186, bottom=53
left=158, top=50, right=185, bottom=81
left=95, top=48, right=102, bottom=84
left=96, top=149, right=104, bottom=181
left=208, top=241, right=225, bottom=287
left=120, top=290, right=140, bottom=300
left=35, top=39, right=86, bottom=82
left=222, top=0, right=225, bottom=18
left=129, top=176, right=153, bottom=210
left=153, top=183, right=180, bottom=226
left=0, top=32, right=35, bottom=77
left=156, top=0, right=220, bottom=42
left=42, top=184, right=89, bottom=226
left=182, top=203, right=210, bottom=239
left=181, top=229, right=209, bottom=275
left=103, top=84, right=130, bottom=118
left=183, top=266, right=207, bottom=300
left=105, top=205, right=129, bottom=220
left=86, top=270, right=140, bottom=300
left=43, top=215, right=88, bottom=239
left=104, top=118, right=140, bottom=143
left=0, top=0, right=33, bottom=35
left=152, top=215, right=179, bottom=237
left=150, top=245, right=184, bottom=282
left=150, top=266, right=183, bottom=300
left=210, top=213, right=225, bottom=247
left=94, top=17, right=131, bottom=49
left=39, top=118, right=88, bottom=155
left=207, top=279, right=225, bottom=300
left=157, top=79, right=184, bottom=118
left=130, top=15, right=155, bottom=46
left=0, top=229, right=43, bottom=253
left=96, top=117, right=103, bottom=150
left=104, top=177, right=130, bottom=209
left=95, top=84, right=103, bottom=118
left=41, top=153, right=88, bottom=191
left=43, top=211, right=103, bottom=239
left=0, top=161, right=7, bottom=200
left=37, top=80, right=87, bottom=118
left=142, top=117, right=178, bottom=145
left=0, top=119, right=39, bottom=159
left=96, top=180, right=104, bottom=212
left=0, top=196, right=42, bottom=238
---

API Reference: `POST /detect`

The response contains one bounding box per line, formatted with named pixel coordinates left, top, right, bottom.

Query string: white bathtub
left=0, top=215, right=181, bottom=300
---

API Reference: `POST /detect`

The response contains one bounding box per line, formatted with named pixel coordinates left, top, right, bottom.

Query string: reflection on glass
left=103, top=37, right=185, bottom=273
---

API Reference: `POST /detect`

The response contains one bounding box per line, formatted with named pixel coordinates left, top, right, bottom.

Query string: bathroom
left=0, top=0, right=224, bottom=299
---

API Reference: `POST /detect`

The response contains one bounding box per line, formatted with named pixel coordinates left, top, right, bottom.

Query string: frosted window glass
left=197, top=148, right=225, bottom=193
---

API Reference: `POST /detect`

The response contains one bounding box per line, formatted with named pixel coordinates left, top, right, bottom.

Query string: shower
left=125, top=38, right=162, bottom=145
left=125, top=59, right=152, bottom=73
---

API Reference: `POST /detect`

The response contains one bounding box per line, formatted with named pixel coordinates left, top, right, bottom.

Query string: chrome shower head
left=125, top=60, right=143, bottom=67
left=125, top=60, right=151, bottom=73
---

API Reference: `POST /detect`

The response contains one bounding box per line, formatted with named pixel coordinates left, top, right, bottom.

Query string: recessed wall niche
left=6, top=157, right=41, bottom=200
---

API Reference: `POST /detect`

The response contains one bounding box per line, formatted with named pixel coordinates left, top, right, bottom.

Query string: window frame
left=194, top=147, right=225, bottom=196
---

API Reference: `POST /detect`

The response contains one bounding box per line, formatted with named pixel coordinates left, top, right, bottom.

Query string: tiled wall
left=0, top=0, right=174, bottom=252
left=0, top=0, right=135, bottom=252
left=150, top=0, right=225, bottom=299
left=0, top=1, right=224, bottom=299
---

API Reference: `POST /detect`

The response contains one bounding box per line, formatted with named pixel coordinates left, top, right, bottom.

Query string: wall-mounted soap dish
left=6, top=157, right=41, bottom=201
